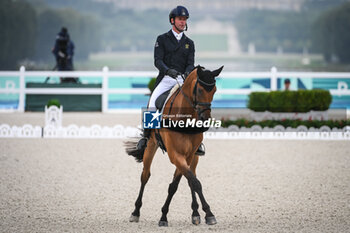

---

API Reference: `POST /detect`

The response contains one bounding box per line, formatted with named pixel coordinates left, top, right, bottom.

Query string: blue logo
left=143, top=110, right=162, bottom=129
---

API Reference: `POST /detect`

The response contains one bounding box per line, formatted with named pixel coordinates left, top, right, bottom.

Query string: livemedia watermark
left=142, top=108, right=222, bottom=130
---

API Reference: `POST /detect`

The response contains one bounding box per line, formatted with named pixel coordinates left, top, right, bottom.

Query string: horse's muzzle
left=198, top=108, right=211, bottom=121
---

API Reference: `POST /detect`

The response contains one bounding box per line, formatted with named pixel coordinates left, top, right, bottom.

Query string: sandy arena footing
left=0, top=137, right=349, bottom=232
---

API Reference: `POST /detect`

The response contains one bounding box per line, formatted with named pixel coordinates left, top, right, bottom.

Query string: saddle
left=155, top=84, right=180, bottom=112
left=155, top=89, right=171, bottom=110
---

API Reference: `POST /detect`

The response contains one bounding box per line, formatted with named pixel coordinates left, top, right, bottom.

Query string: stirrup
left=195, top=143, right=205, bottom=156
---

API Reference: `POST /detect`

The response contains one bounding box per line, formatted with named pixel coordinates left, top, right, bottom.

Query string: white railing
left=1, top=66, right=350, bottom=112
left=1, top=123, right=349, bottom=140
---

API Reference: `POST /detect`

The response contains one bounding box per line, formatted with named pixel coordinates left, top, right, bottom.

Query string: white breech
left=148, top=75, right=184, bottom=109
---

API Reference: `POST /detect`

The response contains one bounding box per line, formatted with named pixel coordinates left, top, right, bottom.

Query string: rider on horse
left=136, top=6, right=205, bottom=156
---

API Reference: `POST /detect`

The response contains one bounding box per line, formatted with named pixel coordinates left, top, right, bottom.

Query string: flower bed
left=221, top=118, right=350, bottom=129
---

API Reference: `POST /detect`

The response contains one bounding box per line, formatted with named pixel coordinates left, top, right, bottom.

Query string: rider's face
left=172, top=16, right=187, bottom=33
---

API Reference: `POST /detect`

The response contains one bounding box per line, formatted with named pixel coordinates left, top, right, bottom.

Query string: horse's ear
left=212, top=66, right=224, bottom=77
left=197, top=65, right=203, bottom=77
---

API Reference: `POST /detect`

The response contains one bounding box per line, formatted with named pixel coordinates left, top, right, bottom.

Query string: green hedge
left=248, top=90, right=332, bottom=112
left=47, top=99, right=61, bottom=108
left=148, top=78, right=156, bottom=92
left=221, top=118, right=350, bottom=129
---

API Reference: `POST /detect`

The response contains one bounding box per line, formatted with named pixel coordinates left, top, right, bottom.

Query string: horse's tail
left=124, top=139, right=144, bottom=163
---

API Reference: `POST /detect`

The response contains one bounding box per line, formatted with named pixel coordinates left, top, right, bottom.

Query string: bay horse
left=125, top=65, right=223, bottom=226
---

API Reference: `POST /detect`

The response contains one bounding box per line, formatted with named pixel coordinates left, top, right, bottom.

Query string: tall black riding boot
left=195, top=142, right=205, bottom=156
left=136, top=128, right=151, bottom=150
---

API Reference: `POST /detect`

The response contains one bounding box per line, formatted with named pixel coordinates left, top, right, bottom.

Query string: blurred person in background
left=52, top=27, right=76, bottom=83
left=284, top=79, right=291, bottom=90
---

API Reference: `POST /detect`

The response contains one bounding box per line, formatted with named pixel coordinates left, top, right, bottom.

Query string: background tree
left=0, top=0, right=36, bottom=70
left=234, top=9, right=315, bottom=53
left=312, top=2, right=350, bottom=63
left=233, top=0, right=347, bottom=54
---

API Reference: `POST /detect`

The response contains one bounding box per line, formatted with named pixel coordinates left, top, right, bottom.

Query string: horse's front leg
left=189, top=155, right=201, bottom=225
left=174, top=154, right=217, bottom=225
left=186, top=170, right=216, bottom=225
left=129, top=135, right=157, bottom=222
left=158, top=169, right=182, bottom=226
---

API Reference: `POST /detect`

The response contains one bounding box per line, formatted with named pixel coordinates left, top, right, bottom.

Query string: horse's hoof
left=158, top=220, right=168, bottom=227
left=129, top=214, right=139, bottom=222
left=192, top=216, right=201, bottom=225
left=205, top=216, right=217, bottom=225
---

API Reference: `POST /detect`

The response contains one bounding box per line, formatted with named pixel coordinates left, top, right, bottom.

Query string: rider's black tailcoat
left=154, top=30, right=195, bottom=88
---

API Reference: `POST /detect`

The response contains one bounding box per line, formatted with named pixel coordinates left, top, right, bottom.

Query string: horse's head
left=189, top=65, right=223, bottom=121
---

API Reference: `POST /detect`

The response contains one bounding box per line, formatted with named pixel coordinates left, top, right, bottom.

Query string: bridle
left=177, top=74, right=215, bottom=118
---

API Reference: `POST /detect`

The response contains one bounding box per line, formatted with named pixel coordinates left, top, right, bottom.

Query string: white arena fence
left=0, top=66, right=350, bottom=113
left=0, top=123, right=349, bottom=140
left=0, top=105, right=349, bottom=140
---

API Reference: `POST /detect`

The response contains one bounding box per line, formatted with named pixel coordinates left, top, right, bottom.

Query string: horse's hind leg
left=158, top=169, right=182, bottom=226
left=189, top=155, right=201, bottom=225
left=129, top=135, right=157, bottom=222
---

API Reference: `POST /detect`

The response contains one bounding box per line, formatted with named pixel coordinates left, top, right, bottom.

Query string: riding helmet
left=169, top=6, right=189, bottom=24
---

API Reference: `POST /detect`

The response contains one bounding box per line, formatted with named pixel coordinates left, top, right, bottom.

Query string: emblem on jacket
left=185, top=44, right=189, bottom=49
